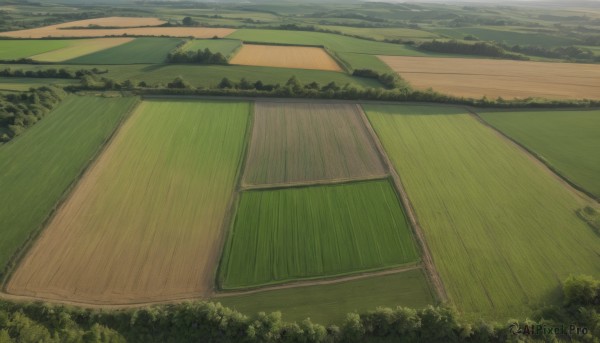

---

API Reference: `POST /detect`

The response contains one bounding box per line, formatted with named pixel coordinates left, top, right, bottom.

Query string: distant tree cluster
left=417, top=40, right=527, bottom=60
left=167, top=48, right=228, bottom=65
left=505, top=44, right=599, bottom=62
left=351, top=69, right=410, bottom=90
left=0, top=275, right=599, bottom=342
left=0, top=87, right=66, bottom=143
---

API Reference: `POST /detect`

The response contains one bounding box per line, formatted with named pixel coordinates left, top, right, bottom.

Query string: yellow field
left=1, top=16, right=235, bottom=38
left=6, top=100, right=249, bottom=304
left=230, top=44, right=342, bottom=71
left=379, top=56, right=600, bottom=100
left=30, top=38, right=134, bottom=62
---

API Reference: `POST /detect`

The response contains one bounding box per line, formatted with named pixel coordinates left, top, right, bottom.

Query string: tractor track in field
left=356, top=105, right=449, bottom=304
left=240, top=174, right=389, bottom=191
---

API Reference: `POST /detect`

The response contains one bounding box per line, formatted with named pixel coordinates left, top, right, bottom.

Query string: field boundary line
left=468, top=108, right=599, bottom=203
left=240, top=174, right=389, bottom=191
left=213, top=265, right=422, bottom=298
left=356, top=104, right=449, bottom=304
left=0, top=96, right=142, bottom=289
left=213, top=101, right=255, bottom=291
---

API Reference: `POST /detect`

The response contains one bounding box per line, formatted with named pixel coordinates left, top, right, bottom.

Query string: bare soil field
left=1, top=17, right=235, bottom=38
left=30, top=38, right=134, bottom=62
left=379, top=56, right=600, bottom=100
left=243, top=102, right=386, bottom=186
left=230, top=44, right=342, bottom=71
left=6, top=100, right=249, bottom=304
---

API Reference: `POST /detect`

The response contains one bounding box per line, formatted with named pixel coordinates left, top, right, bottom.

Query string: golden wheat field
left=379, top=56, right=600, bottom=100
left=30, top=38, right=134, bottom=62
left=230, top=44, right=342, bottom=71
left=6, top=100, right=249, bottom=304
left=0, top=16, right=235, bottom=38
left=243, top=102, right=386, bottom=186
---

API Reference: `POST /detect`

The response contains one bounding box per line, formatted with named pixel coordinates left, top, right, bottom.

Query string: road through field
left=7, top=100, right=249, bottom=304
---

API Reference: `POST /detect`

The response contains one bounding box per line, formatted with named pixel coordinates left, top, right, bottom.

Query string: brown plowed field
left=243, top=102, right=386, bottom=186
left=6, top=100, right=249, bottom=304
left=379, top=56, right=600, bottom=100
left=1, top=16, right=235, bottom=38
left=230, top=44, right=342, bottom=71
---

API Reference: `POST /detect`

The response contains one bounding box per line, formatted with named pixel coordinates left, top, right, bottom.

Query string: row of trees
left=417, top=40, right=527, bottom=60
left=0, top=67, right=106, bottom=79
left=0, top=86, right=66, bottom=143
left=0, top=275, right=598, bottom=342
left=167, top=48, right=228, bottom=65
left=351, top=69, right=410, bottom=90
left=504, top=44, right=600, bottom=62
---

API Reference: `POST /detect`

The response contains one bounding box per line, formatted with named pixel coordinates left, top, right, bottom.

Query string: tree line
left=0, top=274, right=598, bottom=342
left=0, top=67, right=107, bottom=80
left=167, top=48, right=228, bottom=65
left=417, top=40, right=528, bottom=60
left=0, top=86, right=66, bottom=143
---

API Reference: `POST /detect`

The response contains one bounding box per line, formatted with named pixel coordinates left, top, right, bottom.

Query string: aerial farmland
left=0, top=0, right=599, bottom=342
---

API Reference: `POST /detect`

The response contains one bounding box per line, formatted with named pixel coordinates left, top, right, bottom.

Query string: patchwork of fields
left=379, top=56, right=600, bottom=100
left=219, top=180, right=419, bottom=289
left=230, top=44, right=342, bottom=71
left=243, top=102, right=385, bottom=186
left=7, top=100, right=249, bottom=303
left=0, top=96, right=138, bottom=278
left=479, top=109, right=600, bottom=199
left=366, top=104, right=600, bottom=319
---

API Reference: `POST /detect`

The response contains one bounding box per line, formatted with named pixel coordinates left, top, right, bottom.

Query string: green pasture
left=66, top=38, right=183, bottom=64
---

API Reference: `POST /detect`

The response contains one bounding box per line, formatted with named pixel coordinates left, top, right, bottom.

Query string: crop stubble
left=7, top=100, right=249, bottom=304
left=379, top=56, right=600, bottom=100
left=230, top=44, right=342, bottom=71
left=243, top=102, right=386, bottom=186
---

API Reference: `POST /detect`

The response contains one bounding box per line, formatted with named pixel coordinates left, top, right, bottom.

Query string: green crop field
left=334, top=52, right=394, bottom=73
left=0, top=96, right=138, bottom=277
left=0, top=77, right=79, bottom=91
left=181, top=39, right=242, bottom=57
left=219, top=180, right=419, bottom=289
left=216, top=268, right=435, bottom=324
left=227, top=29, right=429, bottom=56
left=365, top=104, right=600, bottom=320
left=0, top=40, right=72, bottom=60
left=66, top=38, right=183, bottom=64
left=479, top=109, right=600, bottom=199
left=0, top=63, right=382, bottom=89
left=5, top=100, right=250, bottom=302
left=321, top=26, right=440, bottom=41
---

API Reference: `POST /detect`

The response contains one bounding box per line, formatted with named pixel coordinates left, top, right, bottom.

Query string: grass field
left=244, top=102, right=385, bottom=186
left=0, top=64, right=382, bottom=89
left=66, top=38, right=183, bottom=64
left=230, top=44, right=342, bottom=71
left=216, top=269, right=435, bottom=324
left=227, top=29, right=429, bottom=56
left=366, top=104, right=600, bottom=319
left=31, top=38, right=133, bottom=62
left=181, top=39, right=242, bottom=57
left=219, top=180, right=419, bottom=289
left=0, top=40, right=72, bottom=60
left=0, top=77, right=79, bottom=91
left=479, top=109, right=600, bottom=199
left=379, top=56, right=600, bottom=99
left=0, top=96, right=137, bottom=278
left=335, top=52, right=394, bottom=73
left=321, top=26, right=440, bottom=41
left=7, top=100, right=249, bottom=303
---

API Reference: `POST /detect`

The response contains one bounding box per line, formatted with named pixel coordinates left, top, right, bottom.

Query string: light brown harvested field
left=1, top=17, right=235, bottom=38
left=230, top=44, right=342, bottom=71
left=6, top=100, right=249, bottom=304
left=53, top=17, right=166, bottom=28
left=243, top=102, right=386, bottom=186
left=379, top=56, right=600, bottom=100
left=30, top=38, right=134, bottom=62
